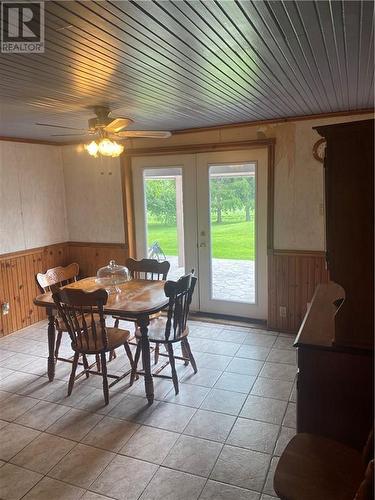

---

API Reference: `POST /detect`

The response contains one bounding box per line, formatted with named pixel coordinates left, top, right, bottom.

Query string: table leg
left=138, top=316, right=154, bottom=404
left=47, top=307, right=56, bottom=381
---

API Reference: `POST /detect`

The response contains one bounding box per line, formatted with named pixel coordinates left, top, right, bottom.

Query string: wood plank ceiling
left=0, top=0, right=373, bottom=141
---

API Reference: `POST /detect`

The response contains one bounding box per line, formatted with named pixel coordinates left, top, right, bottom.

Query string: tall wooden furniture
left=294, top=120, right=374, bottom=451
left=130, top=273, right=198, bottom=395
left=52, top=287, right=135, bottom=405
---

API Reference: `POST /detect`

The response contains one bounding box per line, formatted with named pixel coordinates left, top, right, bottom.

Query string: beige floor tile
left=164, top=383, right=210, bottom=408
left=289, top=382, right=297, bottom=402
left=251, top=378, right=293, bottom=401
left=82, top=416, right=139, bottom=452
left=266, top=349, right=296, bottom=365
left=262, top=456, right=279, bottom=496
left=216, top=330, right=247, bottom=343
left=235, top=345, right=271, bottom=361
left=225, top=357, right=264, bottom=376
left=240, top=395, right=287, bottom=424
left=211, top=445, right=270, bottom=492
left=11, top=433, right=76, bottom=473
left=194, top=353, right=232, bottom=371
left=19, top=376, right=66, bottom=399
left=140, top=467, right=206, bottom=500
left=82, top=493, right=112, bottom=499
left=45, top=383, right=93, bottom=407
left=128, top=378, right=172, bottom=400
left=163, top=434, right=222, bottom=477
left=47, top=408, right=103, bottom=441
left=214, top=372, right=256, bottom=393
left=0, top=463, right=42, bottom=500
left=282, top=402, right=296, bottom=428
left=242, top=333, right=276, bottom=348
left=200, top=388, right=246, bottom=415
left=0, top=353, right=36, bottom=370
left=82, top=493, right=112, bottom=500
left=0, top=419, right=9, bottom=429
left=200, top=480, right=260, bottom=500
left=119, top=425, right=179, bottom=464
left=0, top=366, right=15, bottom=380
left=0, top=394, right=39, bottom=422
left=181, top=367, right=222, bottom=388
left=274, top=427, right=296, bottom=456
left=260, top=495, right=277, bottom=500
left=0, top=372, right=39, bottom=394
left=91, top=455, right=158, bottom=500
left=48, top=443, right=115, bottom=489
left=144, top=401, right=196, bottom=433
left=0, top=422, right=40, bottom=460
left=227, top=418, right=279, bottom=454
left=23, top=476, right=85, bottom=500
left=259, top=362, right=297, bottom=382
left=203, top=340, right=241, bottom=357
left=74, top=386, right=130, bottom=414
left=15, top=400, right=70, bottom=430
left=183, top=409, right=235, bottom=442
left=109, top=395, right=160, bottom=424
left=273, top=336, right=296, bottom=350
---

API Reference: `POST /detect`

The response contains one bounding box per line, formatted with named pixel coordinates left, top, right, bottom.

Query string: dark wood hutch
left=294, top=119, right=374, bottom=450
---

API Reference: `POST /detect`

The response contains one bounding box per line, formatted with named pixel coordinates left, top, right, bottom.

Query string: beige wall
left=62, top=145, right=125, bottom=244
left=128, top=112, right=372, bottom=251
left=0, top=142, right=68, bottom=254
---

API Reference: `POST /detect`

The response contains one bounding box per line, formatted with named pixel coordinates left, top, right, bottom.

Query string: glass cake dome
left=96, top=260, right=130, bottom=293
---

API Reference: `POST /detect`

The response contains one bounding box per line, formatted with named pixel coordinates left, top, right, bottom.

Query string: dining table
left=33, top=277, right=169, bottom=404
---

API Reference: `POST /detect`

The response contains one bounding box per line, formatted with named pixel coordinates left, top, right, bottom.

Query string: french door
left=131, top=148, right=268, bottom=320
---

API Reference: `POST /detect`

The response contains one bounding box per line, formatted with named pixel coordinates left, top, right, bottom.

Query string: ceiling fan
left=36, top=106, right=172, bottom=157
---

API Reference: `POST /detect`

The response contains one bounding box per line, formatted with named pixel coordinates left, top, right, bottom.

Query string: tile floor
left=0, top=318, right=297, bottom=500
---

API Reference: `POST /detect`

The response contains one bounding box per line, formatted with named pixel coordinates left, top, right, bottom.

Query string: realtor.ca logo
left=1, top=1, right=44, bottom=53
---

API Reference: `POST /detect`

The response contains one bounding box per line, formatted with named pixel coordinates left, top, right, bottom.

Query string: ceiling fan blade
left=35, top=123, right=86, bottom=131
left=104, top=117, right=133, bottom=133
left=115, top=130, right=172, bottom=138
left=50, top=133, right=90, bottom=137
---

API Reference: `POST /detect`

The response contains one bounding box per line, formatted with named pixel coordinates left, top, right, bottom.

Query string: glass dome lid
left=96, top=260, right=130, bottom=293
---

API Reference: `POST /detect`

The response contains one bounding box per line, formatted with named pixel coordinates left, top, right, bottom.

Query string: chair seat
left=112, top=311, right=161, bottom=324
left=56, top=313, right=101, bottom=332
left=274, top=433, right=366, bottom=500
left=135, top=317, right=189, bottom=343
left=72, top=327, right=131, bottom=354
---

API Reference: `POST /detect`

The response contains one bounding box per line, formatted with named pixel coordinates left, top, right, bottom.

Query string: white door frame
left=196, top=149, right=268, bottom=319
left=130, top=145, right=270, bottom=320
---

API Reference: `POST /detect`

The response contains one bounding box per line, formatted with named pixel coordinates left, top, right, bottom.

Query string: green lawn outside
left=147, top=217, right=255, bottom=260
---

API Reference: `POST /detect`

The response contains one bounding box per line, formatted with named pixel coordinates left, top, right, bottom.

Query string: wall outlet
left=1, top=302, right=10, bottom=316
left=279, top=306, right=287, bottom=318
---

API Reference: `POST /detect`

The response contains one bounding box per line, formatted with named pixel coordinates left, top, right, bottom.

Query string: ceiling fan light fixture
left=84, top=140, right=99, bottom=157
left=84, top=138, right=124, bottom=158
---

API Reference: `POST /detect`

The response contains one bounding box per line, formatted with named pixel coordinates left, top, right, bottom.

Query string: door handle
left=199, top=242, right=206, bottom=248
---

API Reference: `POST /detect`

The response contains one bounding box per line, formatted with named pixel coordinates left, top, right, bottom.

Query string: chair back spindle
left=53, top=288, right=109, bottom=352
left=164, top=272, right=197, bottom=341
left=126, top=258, right=170, bottom=281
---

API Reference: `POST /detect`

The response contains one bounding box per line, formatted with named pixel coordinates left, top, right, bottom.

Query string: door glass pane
left=143, top=168, right=185, bottom=280
left=209, top=163, right=256, bottom=303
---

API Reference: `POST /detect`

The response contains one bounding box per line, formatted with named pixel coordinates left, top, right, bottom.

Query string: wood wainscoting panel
left=66, top=242, right=128, bottom=279
left=0, top=243, right=68, bottom=336
left=0, top=242, right=128, bottom=336
left=268, top=251, right=329, bottom=333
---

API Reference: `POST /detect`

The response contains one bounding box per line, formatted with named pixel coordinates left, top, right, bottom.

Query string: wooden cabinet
left=295, top=119, right=374, bottom=450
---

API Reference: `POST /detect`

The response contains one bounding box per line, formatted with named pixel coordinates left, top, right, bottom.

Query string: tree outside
left=145, top=176, right=255, bottom=260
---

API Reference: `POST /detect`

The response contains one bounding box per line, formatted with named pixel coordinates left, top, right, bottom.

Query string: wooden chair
left=113, top=258, right=170, bottom=338
left=274, top=430, right=374, bottom=500
left=130, top=272, right=197, bottom=395
left=52, top=287, right=136, bottom=405
left=36, top=263, right=80, bottom=362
